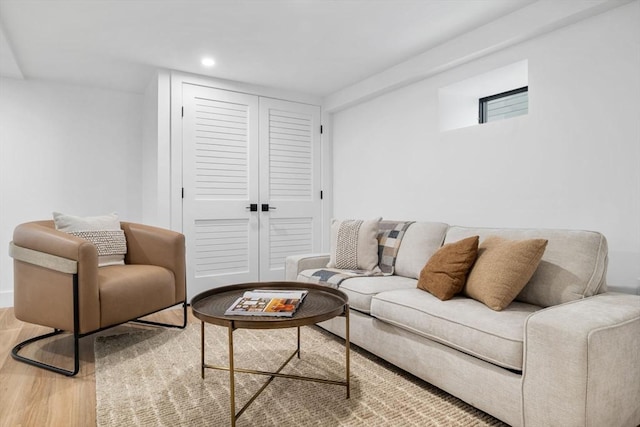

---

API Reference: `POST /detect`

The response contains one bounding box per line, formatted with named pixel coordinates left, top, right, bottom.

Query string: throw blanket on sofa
left=300, top=220, right=415, bottom=288
left=301, top=268, right=383, bottom=289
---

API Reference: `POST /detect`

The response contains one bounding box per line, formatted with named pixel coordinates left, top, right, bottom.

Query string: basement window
left=438, top=60, right=528, bottom=131
left=479, top=86, right=528, bottom=124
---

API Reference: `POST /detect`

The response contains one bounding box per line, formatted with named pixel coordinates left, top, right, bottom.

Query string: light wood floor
left=0, top=306, right=195, bottom=427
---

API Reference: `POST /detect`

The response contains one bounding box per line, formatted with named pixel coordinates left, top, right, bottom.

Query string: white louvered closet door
left=258, top=98, right=322, bottom=281
left=182, top=84, right=260, bottom=297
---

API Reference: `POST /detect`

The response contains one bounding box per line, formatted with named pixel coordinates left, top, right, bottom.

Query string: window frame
left=478, top=86, right=528, bottom=124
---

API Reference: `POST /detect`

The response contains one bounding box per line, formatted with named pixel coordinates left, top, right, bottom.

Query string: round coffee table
left=191, top=281, right=350, bottom=426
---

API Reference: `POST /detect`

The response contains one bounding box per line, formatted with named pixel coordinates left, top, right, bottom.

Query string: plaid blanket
left=300, top=268, right=383, bottom=289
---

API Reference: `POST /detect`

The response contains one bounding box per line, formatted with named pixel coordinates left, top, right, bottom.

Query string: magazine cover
left=224, top=290, right=308, bottom=317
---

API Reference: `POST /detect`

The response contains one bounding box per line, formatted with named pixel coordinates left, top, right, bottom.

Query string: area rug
left=95, top=324, right=507, bottom=426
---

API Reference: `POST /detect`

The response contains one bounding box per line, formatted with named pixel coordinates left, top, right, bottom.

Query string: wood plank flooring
left=0, top=306, right=195, bottom=427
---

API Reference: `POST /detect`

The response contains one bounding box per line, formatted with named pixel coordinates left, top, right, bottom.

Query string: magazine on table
left=224, top=289, right=309, bottom=317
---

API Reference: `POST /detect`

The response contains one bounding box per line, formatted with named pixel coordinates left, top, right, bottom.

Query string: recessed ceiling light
left=201, top=57, right=215, bottom=67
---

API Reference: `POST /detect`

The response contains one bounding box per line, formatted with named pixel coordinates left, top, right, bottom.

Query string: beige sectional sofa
left=285, top=221, right=640, bottom=427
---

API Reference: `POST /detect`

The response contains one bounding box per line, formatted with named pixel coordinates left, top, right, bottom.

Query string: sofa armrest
left=285, top=253, right=330, bottom=281
left=121, top=222, right=186, bottom=303
left=522, top=292, right=640, bottom=427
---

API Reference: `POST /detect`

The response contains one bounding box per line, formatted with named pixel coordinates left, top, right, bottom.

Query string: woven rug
left=95, top=324, right=507, bottom=426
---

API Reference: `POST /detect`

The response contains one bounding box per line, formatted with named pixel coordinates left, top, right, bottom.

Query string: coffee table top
left=190, top=282, right=348, bottom=329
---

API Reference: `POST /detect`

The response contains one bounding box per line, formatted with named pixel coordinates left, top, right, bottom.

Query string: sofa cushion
left=394, top=222, right=449, bottom=279
left=327, top=218, right=381, bottom=271
left=417, top=235, right=479, bottom=301
left=464, top=237, right=548, bottom=311
left=297, top=269, right=417, bottom=313
left=445, top=227, right=608, bottom=307
left=370, top=288, right=541, bottom=370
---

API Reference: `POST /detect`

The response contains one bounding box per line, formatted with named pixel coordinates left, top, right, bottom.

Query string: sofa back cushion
left=444, top=226, right=608, bottom=307
left=393, top=222, right=449, bottom=279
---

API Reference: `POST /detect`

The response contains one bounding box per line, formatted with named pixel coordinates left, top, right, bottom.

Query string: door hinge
left=181, top=106, right=184, bottom=117
left=320, top=125, right=323, bottom=134
left=181, top=188, right=184, bottom=199
left=320, top=190, right=323, bottom=200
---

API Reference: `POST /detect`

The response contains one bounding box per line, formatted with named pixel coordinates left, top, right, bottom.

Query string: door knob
left=246, top=204, right=258, bottom=212
left=261, top=204, right=276, bottom=212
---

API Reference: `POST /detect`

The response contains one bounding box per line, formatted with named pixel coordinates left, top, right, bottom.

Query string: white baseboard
left=0, top=290, right=13, bottom=308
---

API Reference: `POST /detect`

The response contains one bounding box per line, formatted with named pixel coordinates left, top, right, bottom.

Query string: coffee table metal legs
left=200, top=321, right=205, bottom=379
left=228, top=324, right=236, bottom=427
left=345, top=306, right=350, bottom=398
left=200, top=309, right=350, bottom=426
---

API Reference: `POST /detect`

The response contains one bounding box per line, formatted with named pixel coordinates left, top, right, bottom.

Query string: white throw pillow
left=53, top=212, right=127, bottom=267
left=327, top=218, right=381, bottom=271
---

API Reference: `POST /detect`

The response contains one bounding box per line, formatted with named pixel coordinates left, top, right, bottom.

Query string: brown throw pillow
left=464, top=236, right=548, bottom=311
left=417, top=236, right=479, bottom=301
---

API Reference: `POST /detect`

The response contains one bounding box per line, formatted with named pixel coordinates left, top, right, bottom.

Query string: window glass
left=479, top=87, right=528, bottom=123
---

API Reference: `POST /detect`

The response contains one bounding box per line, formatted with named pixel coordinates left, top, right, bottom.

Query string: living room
left=0, top=1, right=639, bottom=426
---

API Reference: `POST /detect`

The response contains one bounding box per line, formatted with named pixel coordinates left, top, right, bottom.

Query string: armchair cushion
left=98, top=265, right=176, bottom=328
left=53, top=212, right=127, bottom=266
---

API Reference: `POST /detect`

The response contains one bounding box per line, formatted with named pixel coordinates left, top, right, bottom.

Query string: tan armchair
left=9, top=220, right=187, bottom=376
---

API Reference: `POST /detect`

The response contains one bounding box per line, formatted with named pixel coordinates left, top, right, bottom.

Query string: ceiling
left=0, top=0, right=538, bottom=96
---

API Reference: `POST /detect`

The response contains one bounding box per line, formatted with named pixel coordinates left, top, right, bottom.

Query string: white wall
left=0, top=78, right=144, bottom=306
left=141, top=70, right=172, bottom=229
left=142, top=75, right=159, bottom=226
left=331, top=2, right=640, bottom=292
